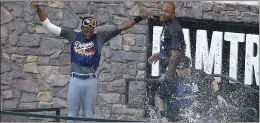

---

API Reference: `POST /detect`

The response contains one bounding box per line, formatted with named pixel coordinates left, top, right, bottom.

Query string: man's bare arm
left=211, top=79, right=219, bottom=92
left=165, top=50, right=181, bottom=77
left=31, top=1, right=47, bottom=22
left=118, top=14, right=153, bottom=31
left=31, top=1, right=61, bottom=36
left=36, top=8, right=47, bottom=22
left=211, top=79, right=228, bottom=105
left=156, top=96, right=165, bottom=111
left=117, top=20, right=138, bottom=31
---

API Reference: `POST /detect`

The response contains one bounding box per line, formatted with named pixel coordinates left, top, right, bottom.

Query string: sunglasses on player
left=82, top=18, right=97, bottom=28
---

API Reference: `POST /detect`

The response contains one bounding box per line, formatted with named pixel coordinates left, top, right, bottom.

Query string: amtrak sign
left=147, top=17, right=259, bottom=87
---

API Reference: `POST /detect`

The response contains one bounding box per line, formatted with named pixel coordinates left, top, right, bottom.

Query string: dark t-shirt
left=160, top=18, right=186, bottom=57
left=160, top=18, right=186, bottom=72
left=59, top=26, right=120, bottom=74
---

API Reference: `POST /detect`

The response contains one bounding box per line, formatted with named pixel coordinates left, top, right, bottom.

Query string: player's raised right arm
left=31, top=1, right=61, bottom=36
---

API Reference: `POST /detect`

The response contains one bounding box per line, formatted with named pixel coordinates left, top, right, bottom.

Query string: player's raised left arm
left=117, top=12, right=154, bottom=31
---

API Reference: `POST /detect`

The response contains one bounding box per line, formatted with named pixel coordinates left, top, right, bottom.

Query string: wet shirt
left=159, top=18, right=186, bottom=72
left=59, top=26, right=120, bottom=74
left=158, top=69, right=214, bottom=103
left=158, top=69, right=215, bottom=121
left=160, top=18, right=186, bottom=57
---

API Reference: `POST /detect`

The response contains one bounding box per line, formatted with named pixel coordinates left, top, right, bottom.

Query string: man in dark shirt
left=147, top=2, right=186, bottom=122
left=157, top=56, right=227, bottom=122
left=148, top=1, right=186, bottom=75
left=30, top=1, right=148, bottom=120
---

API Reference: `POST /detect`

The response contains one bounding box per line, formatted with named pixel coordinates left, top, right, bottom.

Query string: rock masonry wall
left=1, top=1, right=258, bottom=121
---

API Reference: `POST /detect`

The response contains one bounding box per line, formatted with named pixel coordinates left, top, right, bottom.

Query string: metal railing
left=3, top=108, right=61, bottom=122
left=0, top=108, right=145, bottom=122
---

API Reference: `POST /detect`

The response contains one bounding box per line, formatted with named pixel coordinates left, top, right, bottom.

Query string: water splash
left=147, top=106, right=159, bottom=122
left=143, top=74, right=258, bottom=122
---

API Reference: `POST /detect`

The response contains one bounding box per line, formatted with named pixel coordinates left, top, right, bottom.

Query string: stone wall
left=1, top=1, right=258, bottom=121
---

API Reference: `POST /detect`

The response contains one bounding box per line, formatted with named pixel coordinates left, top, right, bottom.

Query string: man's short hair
left=163, top=1, right=176, bottom=12
left=177, top=55, right=191, bottom=68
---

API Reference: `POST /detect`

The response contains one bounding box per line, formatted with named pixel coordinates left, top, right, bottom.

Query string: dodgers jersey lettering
left=59, top=26, right=121, bottom=74
left=71, top=32, right=100, bottom=70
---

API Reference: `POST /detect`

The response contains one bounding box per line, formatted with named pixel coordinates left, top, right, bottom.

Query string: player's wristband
left=134, top=16, right=143, bottom=23
left=35, top=5, right=40, bottom=11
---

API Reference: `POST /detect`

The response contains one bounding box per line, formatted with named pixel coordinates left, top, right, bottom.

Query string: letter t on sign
left=151, top=26, right=163, bottom=77
left=224, top=32, right=245, bottom=83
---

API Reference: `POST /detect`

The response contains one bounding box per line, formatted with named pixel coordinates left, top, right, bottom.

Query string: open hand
left=148, top=53, right=160, bottom=64
left=30, top=1, right=39, bottom=9
left=217, top=95, right=228, bottom=107
left=141, top=12, right=155, bottom=19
